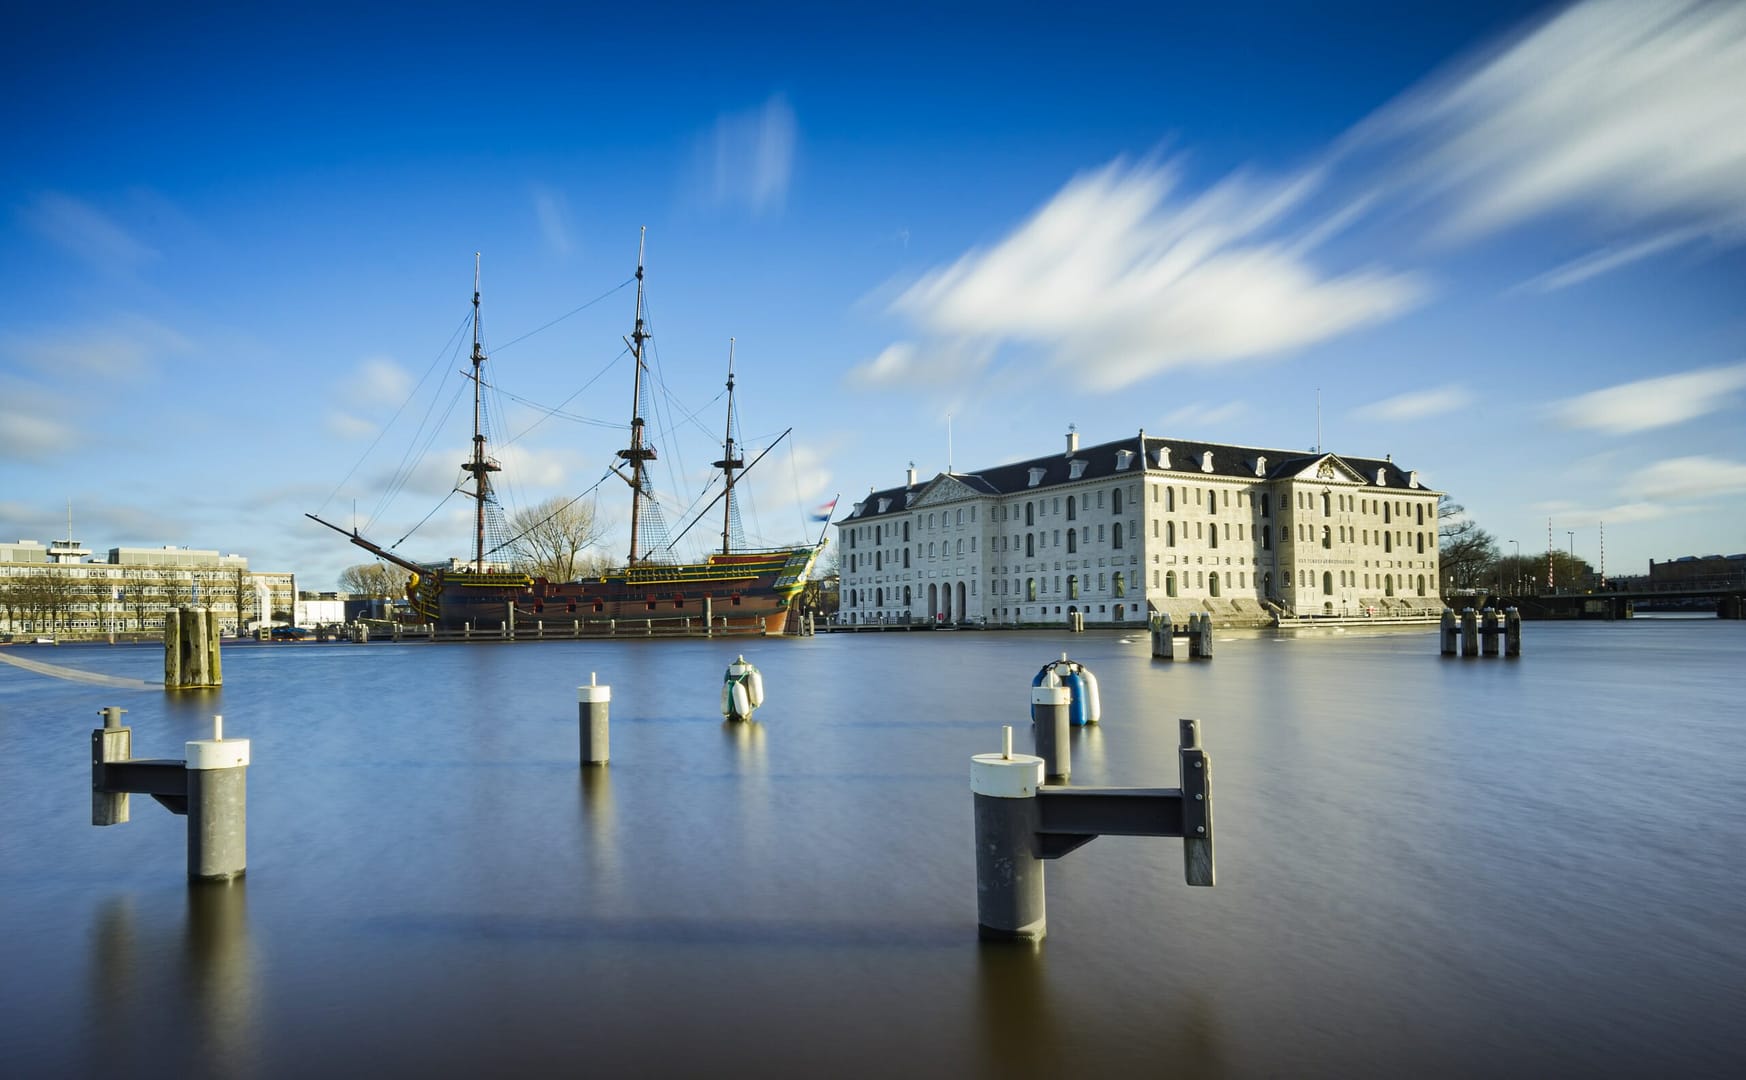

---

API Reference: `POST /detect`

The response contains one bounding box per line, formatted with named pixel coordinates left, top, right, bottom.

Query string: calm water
left=1, top=621, right=1742, bottom=1077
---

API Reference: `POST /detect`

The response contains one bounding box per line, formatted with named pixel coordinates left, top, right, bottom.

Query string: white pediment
left=1291, top=455, right=1367, bottom=484
left=911, top=475, right=983, bottom=507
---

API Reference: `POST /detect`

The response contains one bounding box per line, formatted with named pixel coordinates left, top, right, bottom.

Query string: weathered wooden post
left=1151, top=615, right=1174, bottom=661
left=1189, top=613, right=1214, bottom=659
left=164, top=607, right=222, bottom=690
left=1440, top=608, right=1459, bottom=656
left=703, top=596, right=714, bottom=637
left=1505, top=607, right=1522, bottom=657
left=579, top=672, right=610, bottom=766
left=1481, top=607, right=1501, bottom=656
left=1460, top=608, right=1479, bottom=658
left=1031, top=674, right=1071, bottom=782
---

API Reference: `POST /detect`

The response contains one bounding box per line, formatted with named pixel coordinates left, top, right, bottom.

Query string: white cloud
left=4, top=317, right=188, bottom=379
left=21, top=192, right=159, bottom=271
left=1512, top=227, right=1704, bottom=293
left=1624, top=455, right=1746, bottom=501
left=326, top=412, right=378, bottom=439
left=1161, top=401, right=1248, bottom=432
left=1551, top=361, right=1746, bottom=433
left=886, top=161, right=1426, bottom=390
left=847, top=340, right=993, bottom=387
left=1354, top=384, right=1474, bottom=422
left=532, top=185, right=573, bottom=256
left=1363, top=0, right=1746, bottom=245
left=342, top=357, right=414, bottom=409
left=693, top=95, right=797, bottom=216
left=0, top=398, right=74, bottom=461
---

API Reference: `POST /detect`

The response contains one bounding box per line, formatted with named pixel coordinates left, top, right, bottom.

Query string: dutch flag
left=810, top=497, right=839, bottom=523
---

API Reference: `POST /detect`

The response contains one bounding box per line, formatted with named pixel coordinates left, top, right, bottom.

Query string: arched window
left=1067, top=531, right=1077, bottom=554
left=1263, top=571, right=1273, bottom=597
left=1322, top=571, right=1333, bottom=596
left=1167, top=487, right=1176, bottom=512
left=956, top=539, right=964, bottom=556
left=1417, top=532, right=1425, bottom=554
left=1066, top=496, right=1077, bottom=521
left=904, top=585, right=912, bottom=608
left=1025, top=502, right=1035, bottom=526
left=903, top=521, right=910, bottom=541
left=1385, top=575, right=1396, bottom=597
left=1068, top=575, right=1079, bottom=599
left=1261, top=525, right=1271, bottom=551
left=1417, top=575, right=1426, bottom=596
left=1113, top=572, right=1125, bottom=598
left=1322, top=491, right=1331, bottom=517
left=929, top=542, right=937, bottom=558
left=903, top=549, right=910, bottom=568
left=1026, top=577, right=1037, bottom=601
left=1112, top=523, right=1124, bottom=549
left=1025, top=534, right=1035, bottom=557
left=876, top=587, right=884, bottom=607
left=1209, top=573, right=1222, bottom=597
left=1209, top=525, right=1219, bottom=550
left=1385, top=532, right=1393, bottom=553
left=1166, top=571, right=1178, bottom=597
left=1383, top=503, right=1391, bottom=524
left=1112, top=488, right=1123, bottom=514
left=1322, top=526, right=1331, bottom=550
left=875, top=551, right=882, bottom=570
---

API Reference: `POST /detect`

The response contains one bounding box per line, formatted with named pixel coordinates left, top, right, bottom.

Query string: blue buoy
left=1031, top=654, right=1101, bottom=726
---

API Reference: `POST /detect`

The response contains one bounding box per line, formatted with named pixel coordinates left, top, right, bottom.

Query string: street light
left=1568, top=530, right=1577, bottom=589
left=1509, top=539, right=1520, bottom=595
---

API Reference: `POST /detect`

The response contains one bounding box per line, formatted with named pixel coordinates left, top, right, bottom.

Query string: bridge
left=1459, top=576, right=1746, bottom=620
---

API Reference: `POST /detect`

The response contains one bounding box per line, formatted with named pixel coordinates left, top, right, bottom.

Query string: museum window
left=1323, top=571, right=1333, bottom=596
left=1068, top=575, right=1079, bottom=599
left=1112, top=523, right=1124, bottom=550
left=1112, top=488, right=1123, bottom=514
left=1209, top=573, right=1221, bottom=598
left=1066, top=496, right=1077, bottom=521
left=1167, top=571, right=1178, bottom=597
left=1027, top=577, right=1037, bottom=601
left=1113, top=572, right=1125, bottom=598
left=1026, top=534, right=1035, bottom=558
left=1067, top=531, right=1077, bottom=554
left=1026, top=502, right=1035, bottom=526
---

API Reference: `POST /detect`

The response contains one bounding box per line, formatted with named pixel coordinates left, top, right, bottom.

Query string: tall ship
left=310, top=231, right=825, bottom=635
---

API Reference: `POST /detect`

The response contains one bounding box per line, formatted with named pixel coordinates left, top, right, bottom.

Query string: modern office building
left=0, top=538, right=294, bottom=636
left=835, top=429, right=1442, bottom=626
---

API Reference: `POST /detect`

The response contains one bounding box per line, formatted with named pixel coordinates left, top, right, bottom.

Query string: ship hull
left=408, top=545, right=821, bottom=635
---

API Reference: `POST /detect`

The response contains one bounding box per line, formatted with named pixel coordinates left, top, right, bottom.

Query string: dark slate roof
left=840, top=433, right=1433, bottom=523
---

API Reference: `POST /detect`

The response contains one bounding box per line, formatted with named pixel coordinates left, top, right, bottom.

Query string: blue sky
left=4, top=0, right=1743, bottom=588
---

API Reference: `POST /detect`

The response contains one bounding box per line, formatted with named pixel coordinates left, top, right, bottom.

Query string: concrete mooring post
left=1150, top=614, right=1174, bottom=660
left=91, top=712, right=249, bottom=881
left=163, top=607, right=222, bottom=691
left=1505, top=607, right=1522, bottom=657
left=579, top=673, right=610, bottom=766
left=1440, top=608, right=1459, bottom=656
left=972, top=718, right=1215, bottom=943
left=1461, top=608, right=1480, bottom=658
left=1481, top=607, right=1501, bottom=656
left=1188, top=612, right=1214, bottom=659
left=1031, top=675, right=1071, bottom=782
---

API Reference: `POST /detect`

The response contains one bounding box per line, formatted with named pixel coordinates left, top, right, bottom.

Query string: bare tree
left=507, top=497, right=608, bottom=582
left=1438, top=496, right=1498, bottom=590
left=228, top=567, right=255, bottom=631
left=338, top=562, right=411, bottom=598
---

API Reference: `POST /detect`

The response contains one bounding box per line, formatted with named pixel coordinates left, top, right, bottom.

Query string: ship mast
left=617, top=227, right=657, bottom=566
left=713, top=338, right=744, bottom=556
left=460, top=252, right=499, bottom=573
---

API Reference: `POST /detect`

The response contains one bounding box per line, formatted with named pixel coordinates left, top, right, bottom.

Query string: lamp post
left=1509, top=539, right=1519, bottom=596
left=1567, top=530, right=1577, bottom=589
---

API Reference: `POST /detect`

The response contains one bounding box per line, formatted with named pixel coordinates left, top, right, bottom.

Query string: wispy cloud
left=344, top=357, right=413, bottom=408
left=1511, top=227, right=1704, bottom=293
left=1354, top=384, right=1474, bottom=422
left=1623, top=455, right=1746, bottom=501
left=531, top=185, right=573, bottom=256
left=0, top=381, right=74, bottom=461
left=885, top=161, right=1426, bottom=390
left=1161, top=401, right=1248, bottom=432
left=21, top=192, right=158, bottom=271
left=690, top=95, right=797, bottom=216
left=1551, top=361, right=1746, bottom=433
left=3, top=317, right=188, bottom=380
left=847, top=340, right=994, bottom=387
left=1361, top=0, right=1746, bottom=247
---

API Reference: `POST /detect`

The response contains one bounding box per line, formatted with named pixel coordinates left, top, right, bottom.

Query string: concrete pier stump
left=1440, top=608, right=1459, bottom=655
left=1505, top=608, right=1522, bottom=657
left=185, top=715, right=249, bottom=882
left=1461, top=608, right=1479, bottom=658
left=973, top=727, right=1047, bottom=943
left=1031, top=676, right=1071, bottom=782
left=579, top=673, right=611, bottom=766
left=1481, top=608, right=1501, bottom=656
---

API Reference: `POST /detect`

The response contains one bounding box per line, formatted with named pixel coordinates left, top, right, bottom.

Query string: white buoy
left=722, top=655, right=763, bottom=722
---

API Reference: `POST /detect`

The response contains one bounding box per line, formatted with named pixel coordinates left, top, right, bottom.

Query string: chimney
left=906, top=461, right=917, bottom=487
left=1065, top=425, right=1078, bottom=456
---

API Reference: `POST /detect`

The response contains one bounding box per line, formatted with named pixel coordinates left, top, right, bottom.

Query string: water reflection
left=86, top=884, right=256, bottom=1076
left=721, top=718, right=767, bottom=771
left=975, top=942, right=1059, bottom=1077
left=578, top=767, right=620, bottom=903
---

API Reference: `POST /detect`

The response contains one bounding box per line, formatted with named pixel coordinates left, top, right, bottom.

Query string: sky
left=3, top=0, right=1743, bottom=589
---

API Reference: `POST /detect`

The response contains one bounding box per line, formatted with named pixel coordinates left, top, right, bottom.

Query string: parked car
left=270, top=626, right=310, bottom=640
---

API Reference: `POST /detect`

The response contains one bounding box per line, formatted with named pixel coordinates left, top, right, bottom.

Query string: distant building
left=1648, top=554, right=1746, bottom=586
left=835, top=430, right=1442, bottom=626
left=0, top=539, right=294, bottom=636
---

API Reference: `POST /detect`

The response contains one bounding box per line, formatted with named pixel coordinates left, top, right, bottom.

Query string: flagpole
left=813, top=492, right=840, bottom=548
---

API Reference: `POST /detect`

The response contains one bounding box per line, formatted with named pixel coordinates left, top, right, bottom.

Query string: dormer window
left=1408, top=470, right=1420, bottom=489
left=877, top=498, right=891, bottom=513
left=1028, top=467, right=1045, bottom=487
left=904, top=493, right=916, bottom=506
left=1068, top=459, right=1088, bottom=480
left=1115, top=449, right=1134, bottom=471
left=1375, top=468, right=1388, bottom=486
left=1156, top=447, right=1172, bottom=469
left=1200, top=451, right=1214, bottom=473
left=1254, top=456, right=1267, bottom=477
left=851, top=502, right=864, bottom=517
